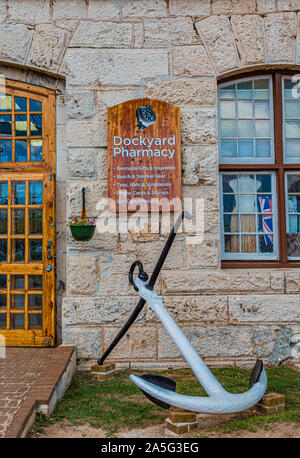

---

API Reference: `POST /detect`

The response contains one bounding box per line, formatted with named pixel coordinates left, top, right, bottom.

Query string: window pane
left=0, top=275, right=7, bottom=289
left=0, top=183, right=8, bottom=205
left=15, top=97, right=27, bottom=112
left=0, top=94, right=11, bottom=112
left=254, top=101, right=270, bottom=119
left=30, top=99, right=42, bottom=112
left=11, top=239, right=25, bottom=262
left=0, top=115, right=12, bottom=136
left=238, top=140, right=253, bottom=157
left=220, top=85, right=235, bottom=99
left=12, top=182, right=25, bottom=205
left=30, top=239, right=42, bottom=262
left=0, top=314, right=6, bottom=328
left=238, top=120, right=253, bottom=137
left=10, top=313, right=24, bottom=329
left=254, top=79, right=270, bottom=99
left=30, top=114, right=42, bottom=136
left=30, top=209, right=42, bottom=234
left=12, top=209, right=25, bottom=234
left=15, top=140, right=27, bottom=162
left=28, top=294, right=42, bottom=310
left=220, top=100, right=235, bottom=118
left=285, top=100, right=300, bottom=118
left=11, top=294, right=25, bottom=309
left=0, top=140, right=12, bottom=162
left=257, top=174, right=272, bottom=193
left=0, top=239, right=7, bottom=262
left=237, top=101, right=253, bottom=119
left=221, top=120, right=236, bottom=137
left=11, top=275, right=24, bottom=290
left=15, top=114, right=27, bottom=136
left=29, top=275, right=42, bottom=290
left=30, top=181, right=43, bottom=205
left=221, top=140, right=236, bottom=158
left=225, top=234, right=240, bottom=252
left=0, top=210, right=7, bottom=234
left=287, top=174, right=300, bottom=192
left=0, top=294, right=6, bottom=309
left=285, top=120, right=300, bottom=138
left=286, top=139, right=300, bottom=158
left=255, top=120, right=270, bottom=137
left=30, top=139, right=42, bottom=161
left=237, top=81, right=252, bottom=99
left=256, top=139, right=271, bottom=158
left=28, top=314, right=42, bottom=328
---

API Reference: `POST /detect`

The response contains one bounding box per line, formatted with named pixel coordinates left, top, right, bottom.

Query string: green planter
left=69, top=224, right=96, bottom=242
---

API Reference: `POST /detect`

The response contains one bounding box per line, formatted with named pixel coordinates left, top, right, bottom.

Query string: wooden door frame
left=0, top=79, right=56, bottom=347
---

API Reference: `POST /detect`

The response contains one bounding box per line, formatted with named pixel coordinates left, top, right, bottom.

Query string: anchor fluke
left=139, top=374, right=176, bottom=409
left=249, top=359, right=264, bottom=389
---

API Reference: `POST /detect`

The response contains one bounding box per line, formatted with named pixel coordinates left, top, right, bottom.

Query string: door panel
left=0, top=80, right=55, bottom=347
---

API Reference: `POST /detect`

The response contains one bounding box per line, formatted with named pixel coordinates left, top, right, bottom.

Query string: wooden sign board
left=107, top=98, right=181, bottom=212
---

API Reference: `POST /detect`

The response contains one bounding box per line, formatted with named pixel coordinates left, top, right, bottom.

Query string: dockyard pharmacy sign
left=107, top=99, right=181, bottom=211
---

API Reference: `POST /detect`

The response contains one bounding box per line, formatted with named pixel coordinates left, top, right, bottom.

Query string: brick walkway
left=0, top=346, right=75, bottom=438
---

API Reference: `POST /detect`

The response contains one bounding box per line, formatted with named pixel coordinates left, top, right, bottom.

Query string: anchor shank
left=135, top=278, right=227, bottom=398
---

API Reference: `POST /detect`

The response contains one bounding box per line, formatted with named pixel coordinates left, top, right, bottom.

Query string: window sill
left=221, top=260, right=300, bottom=269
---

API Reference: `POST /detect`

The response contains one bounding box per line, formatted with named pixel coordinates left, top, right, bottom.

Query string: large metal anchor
left=98, top=211, right=267, bottom=414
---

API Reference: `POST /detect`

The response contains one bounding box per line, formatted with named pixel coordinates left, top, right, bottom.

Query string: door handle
left=46, top=265, right=52, bottom=272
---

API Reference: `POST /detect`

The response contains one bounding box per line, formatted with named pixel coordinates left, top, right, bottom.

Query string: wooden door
left=0, top=80, right=56, bottom=347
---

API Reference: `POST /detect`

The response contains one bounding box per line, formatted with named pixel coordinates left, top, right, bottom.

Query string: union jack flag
left=258, top=196, right=273, bottom=245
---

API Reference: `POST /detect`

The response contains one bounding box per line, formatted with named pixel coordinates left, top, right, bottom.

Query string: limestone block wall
left=1, top=0, right=300, bottom=368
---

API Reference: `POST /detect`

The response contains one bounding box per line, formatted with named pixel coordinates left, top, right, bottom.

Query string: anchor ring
left=129, top=261, right=149, bottom=292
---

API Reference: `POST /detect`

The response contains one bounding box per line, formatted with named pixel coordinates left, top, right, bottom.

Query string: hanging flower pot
left=69, top=188, right=96, bottom=242
left=69, top=219, right=96, bottom=242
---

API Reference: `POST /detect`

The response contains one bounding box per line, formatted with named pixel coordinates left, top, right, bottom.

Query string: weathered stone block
left=195, top=16, right=240, bottom=74
left=97, top=272, right=134, bottom=296
left=182, top=145, right=218, bottom=186
left=162, top=270, right=284, bottom=295
left=146, top=295, right=229, bottom=324
left=256, top=0, right=276, bottom=13
left=144, top=80, right=216, bottom=106
left=87, top=0, right=121, bottom=19
left=8, top=0, right=50, bottom=23
left=65, top=49, right=169, bottom=87
left=52, top=0, right=85, bottom=19
left=67, top=230, right=118, bottom=252
left=63, top=296, right=146, bottom=326
left=62, top=327, right=101, bottom=359
left=67, top=90, right=97, bottom=120
left=265, top=13, right=297, bottom=63
left=122, top=0, right=167, bottom=18
left=173, top=45, right=215, bottom=77
left=165, top=418, right=199, bottom=435
left=158, top=325, right=278, bottom=359
left=29, top=24, right=69, bottom=72
left=278, top=0, right=300, bottom=11
left=67, top=253, right=97, bottom=296
left=96, top=88, right=141, bottom=122
left=0, top=24, right=33, bottom=64
left=70, top=21, right=133, bottom=48
left=211, top=0, right=256, bottom=14
left=181, top=107, right=216, bottom=144
left=91, top=363, right=116, bottom=382
left=229, top=295, right=300, bottom=323
left=285, top=272, right=300, bottom=293
left=68, top=149, right=96, bottom=178
left=103, top=326, right=157, bottom=360
left=231, top=15, right=266, bottom=65
left=169, top=0, right=210, bottom=16
left=185, top=238, right=220, bottom=268
left=67, top=121, right=107, bottom=147
left=67, top=180, right=106, bottom=217
left=144, top=17, right=201, bottom=46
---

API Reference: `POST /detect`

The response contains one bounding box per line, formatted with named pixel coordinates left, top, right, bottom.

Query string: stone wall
left=1, top=0, right=300, bottom=368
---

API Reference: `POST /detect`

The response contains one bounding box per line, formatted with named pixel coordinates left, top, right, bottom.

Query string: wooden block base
left=253, top=392, right=286, bottom=415
left=165, top=408, right=199, bottom=435
left=90, top=363, right=116, bottom=382
left=165, top=418, right=199, bottom=435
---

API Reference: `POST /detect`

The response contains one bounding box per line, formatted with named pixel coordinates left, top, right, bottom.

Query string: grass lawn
left=33, top=365, right=300, bottom=437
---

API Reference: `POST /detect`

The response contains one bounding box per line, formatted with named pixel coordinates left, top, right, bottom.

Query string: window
left=218, top=72, right=300, bottom=266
